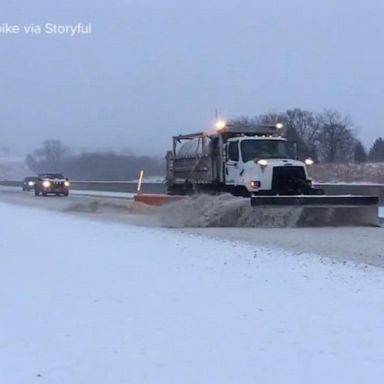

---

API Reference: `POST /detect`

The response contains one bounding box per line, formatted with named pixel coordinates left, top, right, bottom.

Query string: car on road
left=34, top=173, right=70, bottom=196
left=22, top=176, right=38, bottom=191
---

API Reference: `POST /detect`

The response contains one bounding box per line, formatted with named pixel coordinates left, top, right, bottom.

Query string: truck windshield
left=241, top=139, right=296, bottom=162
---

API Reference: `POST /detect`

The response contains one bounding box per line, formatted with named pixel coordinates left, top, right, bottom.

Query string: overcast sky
left=1, top=0, right=384, bottom=155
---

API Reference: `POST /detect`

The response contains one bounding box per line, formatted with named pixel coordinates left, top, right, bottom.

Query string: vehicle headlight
left=64, top=181, right=70, bottom=187
left=249, top=180, right=261, bottom=189
left=257, top=159, right=268, bottom=166
left=305, top=158, right=314, bottom=166
left=42, top=180, right=51, bottom=188
left=28, top=181, right=35, bottom=186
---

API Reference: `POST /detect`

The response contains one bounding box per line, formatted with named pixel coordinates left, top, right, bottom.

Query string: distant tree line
left=230, top=108, right=384, bottom=163
left=26, top=140, right=164, bottom=180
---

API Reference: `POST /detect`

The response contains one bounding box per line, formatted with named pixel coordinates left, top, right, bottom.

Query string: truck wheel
left=34, top=189, right=39, bottom=196
left=63, top=191, right=69, bottom=197
left=42, top=192, right=47, bottom=196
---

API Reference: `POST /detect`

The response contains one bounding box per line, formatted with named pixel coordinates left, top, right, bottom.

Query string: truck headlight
left=249, top=180, right=261, bottom=189
left=42, top=180, right=51, bottom=188
left=305, top=158, right=314, bottom=165
left=257, top=159, right=268, bottom=166
left=64, top=181, right=70, bottom=187
left=28, top=181, right=35, bottom=186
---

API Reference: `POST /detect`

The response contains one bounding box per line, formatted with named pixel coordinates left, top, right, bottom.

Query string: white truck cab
left=225, top=136, right=311, bottom=194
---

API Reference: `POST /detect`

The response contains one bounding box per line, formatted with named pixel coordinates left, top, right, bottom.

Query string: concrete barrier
left=0, top=180, right=22, bottom=187
left=69, top=181, right=167, bottom=194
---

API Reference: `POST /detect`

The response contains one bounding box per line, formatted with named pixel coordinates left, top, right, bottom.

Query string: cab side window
left=228, top=142, right=239, bottom=162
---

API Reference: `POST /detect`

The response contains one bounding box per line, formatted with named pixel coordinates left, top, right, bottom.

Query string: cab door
left=225, top=141, right=240, bottom=185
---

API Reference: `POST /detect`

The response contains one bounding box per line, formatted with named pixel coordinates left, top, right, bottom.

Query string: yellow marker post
left=137, top=170, right=144, bottom=193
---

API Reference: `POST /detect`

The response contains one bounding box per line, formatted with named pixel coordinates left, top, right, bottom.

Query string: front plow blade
left=250, top=195, right=380, bottom=227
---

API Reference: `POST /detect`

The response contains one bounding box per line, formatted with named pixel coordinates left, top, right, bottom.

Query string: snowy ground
left=1, top=202, right=384, bottom=383
left=0, top=186, right=383, bottom=267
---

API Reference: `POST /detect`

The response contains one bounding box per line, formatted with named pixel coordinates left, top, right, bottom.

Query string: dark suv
left=22, top=176, right=38, bottom=191
left=34, top=173, right=70, bottom=196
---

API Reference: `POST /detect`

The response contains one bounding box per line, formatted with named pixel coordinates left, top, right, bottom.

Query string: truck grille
left=272, top=166, right=307, bottom=194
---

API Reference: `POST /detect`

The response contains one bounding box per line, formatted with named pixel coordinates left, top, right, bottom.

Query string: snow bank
left=159, top=194, right=303, bottom=227
left=1, top=202, right=384, bottom=383
left=158, top=194, right=379, bottom=227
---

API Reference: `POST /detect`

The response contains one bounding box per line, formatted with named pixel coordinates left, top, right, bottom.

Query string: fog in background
left=1, top=0, right=384, bottom=156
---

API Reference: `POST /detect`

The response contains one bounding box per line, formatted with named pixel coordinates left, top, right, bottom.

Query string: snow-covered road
left=1, top=202, right=384, bottom=383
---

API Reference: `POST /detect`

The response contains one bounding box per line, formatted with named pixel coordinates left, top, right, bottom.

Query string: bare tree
left=283, top=109, right=320, bottom=160
left=285, top=109, right=320, bottom=147
left=315, top=110, right=355, bottom=163
left=229, top=112, right=285, bottom=129
left=253, top=111, right=284, bottom=125
left=228, top=116, right=258, bottom=129
left=368, top=137, right=384, bottom=162
left=354, top=141, right=368, bottom=163
left=25, top=140, right=68, bottom=172
left=42, top=140, right=68, bottom=169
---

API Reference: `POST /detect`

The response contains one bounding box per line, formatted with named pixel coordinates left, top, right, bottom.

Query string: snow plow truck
left=161, top=121, right=379, bottom=226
